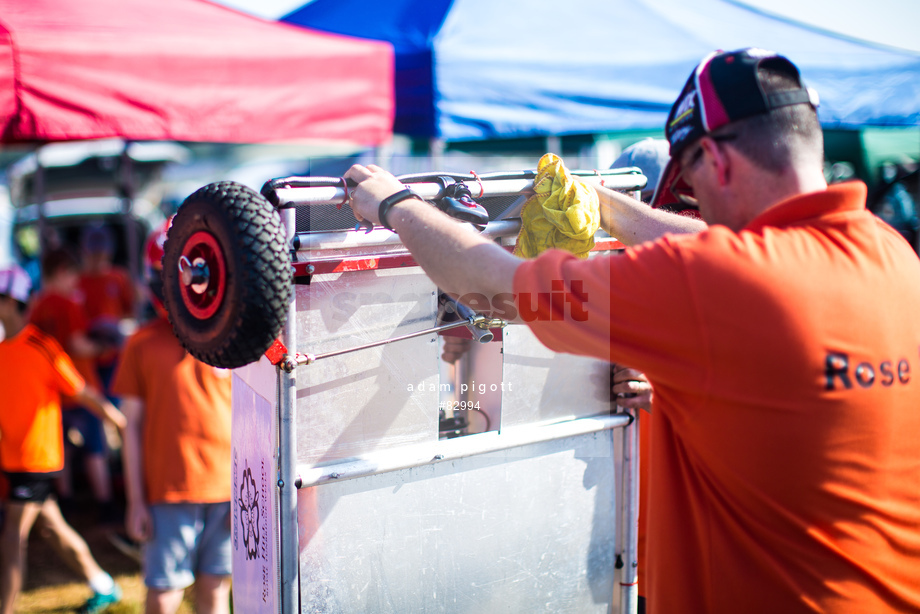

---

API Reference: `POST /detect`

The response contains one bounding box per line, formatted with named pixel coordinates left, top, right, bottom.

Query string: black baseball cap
left=651, top=48, right=819, bottom=211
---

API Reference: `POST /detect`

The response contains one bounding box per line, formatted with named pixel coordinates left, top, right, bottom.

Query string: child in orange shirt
left=111, top=223, right=232, bottom=614
left=0, top=265, right=126, bottom=614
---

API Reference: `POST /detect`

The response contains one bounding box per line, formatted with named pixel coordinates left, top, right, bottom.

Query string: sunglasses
left=670, top=133, right=738, bottom=207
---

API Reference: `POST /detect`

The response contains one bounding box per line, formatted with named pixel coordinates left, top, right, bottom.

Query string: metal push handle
left=262, top=168, right=647, bottom=209
left=273, top=167, right=645, bottom=372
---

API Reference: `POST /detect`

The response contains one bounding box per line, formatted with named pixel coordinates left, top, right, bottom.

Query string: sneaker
left=107, top=530, right=142, bottom=563
left=77, top=585, right=122, bottom=613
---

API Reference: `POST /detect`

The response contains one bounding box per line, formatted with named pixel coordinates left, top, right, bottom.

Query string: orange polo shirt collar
left=746, top=181, right=867, bottom=232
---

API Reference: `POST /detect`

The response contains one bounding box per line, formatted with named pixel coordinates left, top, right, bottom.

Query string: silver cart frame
left=229, top=170, right=643, bottom=613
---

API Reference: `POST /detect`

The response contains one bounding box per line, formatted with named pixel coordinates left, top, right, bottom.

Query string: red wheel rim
left=179, top=231, right=227, bottom=320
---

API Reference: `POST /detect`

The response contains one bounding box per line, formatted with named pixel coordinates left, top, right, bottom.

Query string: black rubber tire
left=163, top=181, right=291, bottom=368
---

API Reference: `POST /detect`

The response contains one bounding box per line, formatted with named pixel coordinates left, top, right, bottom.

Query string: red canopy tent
left=0, top=0, right=394, bottom=144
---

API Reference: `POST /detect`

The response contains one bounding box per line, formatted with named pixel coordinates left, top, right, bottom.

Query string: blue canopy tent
left=283, top=0, right=920, bottom=141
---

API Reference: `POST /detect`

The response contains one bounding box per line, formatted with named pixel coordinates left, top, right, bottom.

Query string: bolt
left=433, top=454, right=444, bottom=461
left=178, top=256, right=193, bottom=286
left=306, top=264, right=315, bottom=274
left=329, top=472, right=340, bottom=479
left=277, top=479, right=284, bottom=488
left=178, top=256, right=210, bottom=293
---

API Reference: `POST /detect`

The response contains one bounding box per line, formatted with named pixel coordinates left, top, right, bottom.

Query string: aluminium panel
left=294, top=269, right=440, bottom=465
left=501, top=325, right=612, bottom=429
left=297, top=430, right=619, bottom=614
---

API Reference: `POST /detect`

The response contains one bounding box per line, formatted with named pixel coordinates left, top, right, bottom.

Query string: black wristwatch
left=379, top=187, right=422, bottom=232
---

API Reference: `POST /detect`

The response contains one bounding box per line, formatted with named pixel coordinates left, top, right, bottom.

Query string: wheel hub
left=178, top=231, right=227, bottom=319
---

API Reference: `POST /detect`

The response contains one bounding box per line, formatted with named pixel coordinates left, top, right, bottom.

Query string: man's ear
left=700, top=137, right=731, bottom=187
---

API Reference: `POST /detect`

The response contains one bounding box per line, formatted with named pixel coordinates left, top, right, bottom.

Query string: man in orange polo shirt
left=343, top=49, right=920, bottom=613
left=111, top=222, right=232, bottom=614
left=0, top=265, right=126, bottom=614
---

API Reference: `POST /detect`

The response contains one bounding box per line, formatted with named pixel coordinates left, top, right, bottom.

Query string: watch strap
left=379, top=187, right=422, bottom=232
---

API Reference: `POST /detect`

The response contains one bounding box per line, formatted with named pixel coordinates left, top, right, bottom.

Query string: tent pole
left=35, top=153, right=48, bottom=257
left=119, top=141, right=141, bottom=314
left=429, top=137, right=445, bottom=168
left=619, top=408, right=639, bottom=614
left=373, top=141, right=393, bottom=169
left=279, top=207, right=300, bottom=614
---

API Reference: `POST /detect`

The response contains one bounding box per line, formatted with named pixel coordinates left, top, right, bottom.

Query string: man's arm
left=119, top=396, right=152, bottom=542
left=345, top=165, right=520, bottom=313
left=593, top=184, right=706, bottom=246
left=343, top=164, right=703, bottom=320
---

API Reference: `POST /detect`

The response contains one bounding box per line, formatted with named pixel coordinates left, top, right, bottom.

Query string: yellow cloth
left=514, top=153, right=600, bottom=259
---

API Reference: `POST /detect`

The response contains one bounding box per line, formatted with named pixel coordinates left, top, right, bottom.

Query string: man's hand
left=343, top=163, right=521, bottom=314
left=612, top=364, right=653, bottom=412
left=344, top=164, right=414, bottom=227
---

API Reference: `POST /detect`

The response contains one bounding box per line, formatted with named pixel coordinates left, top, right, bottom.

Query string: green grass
left=15, top=502, right=198, bottom=613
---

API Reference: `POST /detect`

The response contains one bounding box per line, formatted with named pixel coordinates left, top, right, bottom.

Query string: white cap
left=0, top=265, right=32, bottom=303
